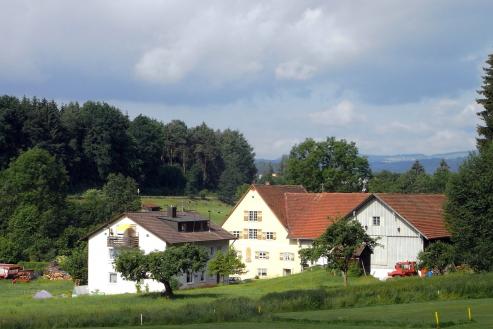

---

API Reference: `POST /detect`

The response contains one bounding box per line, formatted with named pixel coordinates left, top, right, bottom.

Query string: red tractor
left=388, top=261, right=418, bottom=278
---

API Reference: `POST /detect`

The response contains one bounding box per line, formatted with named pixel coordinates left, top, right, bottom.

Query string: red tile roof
left=374, top=193, right=449, bottom=239
left=253, top=184, right=307, bottom=227
left=285, top=193, right=369, bottom=239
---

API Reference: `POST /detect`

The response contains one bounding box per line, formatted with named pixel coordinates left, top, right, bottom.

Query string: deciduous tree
left=300, top=219, right=377, bottom=287
left=285, top=137, right=371, bottom=192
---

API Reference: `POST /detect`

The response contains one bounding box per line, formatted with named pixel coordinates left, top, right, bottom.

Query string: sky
left=1, top=1, right=492, bottom=159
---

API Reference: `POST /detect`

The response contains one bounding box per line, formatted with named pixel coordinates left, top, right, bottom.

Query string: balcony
left=107, top=236, right=139, bottom=248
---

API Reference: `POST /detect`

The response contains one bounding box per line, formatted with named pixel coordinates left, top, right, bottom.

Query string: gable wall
left=222, top=189, right=302, bottom=279
left=353, top=198, right=424, bottom=277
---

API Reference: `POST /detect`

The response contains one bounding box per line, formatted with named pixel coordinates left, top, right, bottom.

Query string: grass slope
left=2, top=269, right=493, bottom=329
left=141, top=196, right=232, bottom=224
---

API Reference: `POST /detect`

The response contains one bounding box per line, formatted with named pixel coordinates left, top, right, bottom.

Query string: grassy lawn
left=277, top=298, right=493, bottom=328
left=141, top=196, right=232, bottom=225
left=78, top=298, right=493, bottom=329
left=1, top=269, right=493, bottom=329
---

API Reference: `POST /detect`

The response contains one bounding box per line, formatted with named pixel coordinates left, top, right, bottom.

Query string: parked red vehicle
left=388, top=261, right=418, bottom=277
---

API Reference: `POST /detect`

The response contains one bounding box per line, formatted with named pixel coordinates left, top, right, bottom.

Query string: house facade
left=222, top=185, right=368, bottom=279
left=223, top=184, right=450, bottom=280
left=87, top=208, right=233, bottom=295
left=349, top=193, right=449, bottom=279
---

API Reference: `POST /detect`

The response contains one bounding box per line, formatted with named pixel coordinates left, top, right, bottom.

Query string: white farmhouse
left=87, top=207, right=233, bottom=295
left=349, top=193, right=450, bottom=279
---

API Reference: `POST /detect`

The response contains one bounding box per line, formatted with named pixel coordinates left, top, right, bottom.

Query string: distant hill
left=256, top=151, right=473, bottom=175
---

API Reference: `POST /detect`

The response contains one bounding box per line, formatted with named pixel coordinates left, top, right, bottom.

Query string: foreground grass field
left=141, top=196, right=232, bottom=224
left=1, top=268, right=493, bottom=329
left=76, top=298, right=493, bottom=329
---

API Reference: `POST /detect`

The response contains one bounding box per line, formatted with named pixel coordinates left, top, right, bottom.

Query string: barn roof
left=373, top=193, right=449, bottom=239
left=284, top=193, right=369, bottom=239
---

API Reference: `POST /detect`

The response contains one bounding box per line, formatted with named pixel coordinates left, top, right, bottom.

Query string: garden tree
left=0, top=147, right=68, bottom=260
left=300, top=219, right=377, bottom=287
left=146, top=244, right=209, bottom=297
left=163, top=120, right=189, bottom=170
left=128, top=115, right=165, bottom=187
left=208, top=246, right=246, bottom=282
left=445, top=144, right=493, bottom=271
left=102, top=173, right=141, bottom=214
left=114, top=249, right=148, bottom=283
left=477, top=53, right=493, bottom=150
left=61, top=244, right=88, bottom=284
left=285, top=137, right=371, bottom=192
left=217, top=129, right=256, bottom=204
left=417, top=241, right=455, bottom=274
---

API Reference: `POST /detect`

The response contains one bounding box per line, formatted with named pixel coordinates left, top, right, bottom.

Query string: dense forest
left=0, top=95, right=256, bottom=201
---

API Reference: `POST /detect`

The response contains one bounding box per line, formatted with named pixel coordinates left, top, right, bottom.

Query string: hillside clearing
left=141, top=196, right=232, bottom=225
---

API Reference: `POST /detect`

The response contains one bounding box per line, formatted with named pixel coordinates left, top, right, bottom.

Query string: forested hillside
left=0, top=95, right=256, bottom=201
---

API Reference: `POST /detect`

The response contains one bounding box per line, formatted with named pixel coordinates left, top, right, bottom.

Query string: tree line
left=258, top=137, right=453, bottom=194
left=0, top=96, right=256, bottom=201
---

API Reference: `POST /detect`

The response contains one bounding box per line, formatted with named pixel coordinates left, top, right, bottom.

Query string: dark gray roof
left=87, top=211, right=234, bottom=245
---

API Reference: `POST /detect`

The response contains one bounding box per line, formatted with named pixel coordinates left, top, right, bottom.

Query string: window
left=280, top=252, right=295, bottom=261
left=256, top=251, right=269, bottom=259
left=266, top=232, right=274, bottom=240
left=200, top=271, right=205, bottom=282
left=109, top=272, right=117, bottom=283
left=257, top=268, right=267, bottom=277
left=186, top=271, right=194, bottom=284
left=249, top=211, right=258, bottom=221
left=372, top=216, right=381, bottom=226
left=248, top=229, right=258, bottom=239
left=232, top=231, right=240, bottom=238
left=108, top=248, right=118, bottom=260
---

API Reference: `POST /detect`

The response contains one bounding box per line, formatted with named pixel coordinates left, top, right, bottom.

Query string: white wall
left=223, top=189, right=303, bottom=279
left=88, top=216, right=230, bottom=295
left=353, top=199, right=424, bottom=279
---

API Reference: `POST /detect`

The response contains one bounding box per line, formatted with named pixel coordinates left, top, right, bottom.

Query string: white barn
left=87, top=207, right=233, bottom=295
left=349, top=193, right=450, bottom=279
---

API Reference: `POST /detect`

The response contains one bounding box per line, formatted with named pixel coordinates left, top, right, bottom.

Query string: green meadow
left=1, top=268, right=493, bottom=328
left=140, top=196, right=233, bottom=225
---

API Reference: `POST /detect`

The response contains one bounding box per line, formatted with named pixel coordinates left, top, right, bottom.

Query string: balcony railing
left=107, top=236, right=139, bottom=248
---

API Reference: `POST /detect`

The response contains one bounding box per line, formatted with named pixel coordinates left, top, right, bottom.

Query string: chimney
left=167, top=206, right=177, bottom=218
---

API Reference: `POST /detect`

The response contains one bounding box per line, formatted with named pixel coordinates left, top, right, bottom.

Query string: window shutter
left=279, top=253, right=283, bottom=260
left=255, top=251, right=259, bottom=259
left=266, top=252, right=270, bottom=259
left=243, top=211, right=249, bottom=221
left=258, top=229, right=263, bottom=240
left=242, top=228, right=248, bottom=239
left=273, top=232, right=277, bottom=240
left=246, top=248, right=251, bottom=262
left=257, top=211, right=262, bottom=222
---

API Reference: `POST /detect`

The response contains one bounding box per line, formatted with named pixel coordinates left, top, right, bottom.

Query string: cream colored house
left=222, top=185, right=367, bottom=279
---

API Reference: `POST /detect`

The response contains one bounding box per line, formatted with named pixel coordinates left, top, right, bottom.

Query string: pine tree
left=477, top=53, right=493, bottom=150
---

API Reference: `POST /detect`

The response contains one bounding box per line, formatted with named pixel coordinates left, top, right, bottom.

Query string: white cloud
left=308, top=100, right=363, bottom=126
left=275, top=61, right=317, bottom=80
